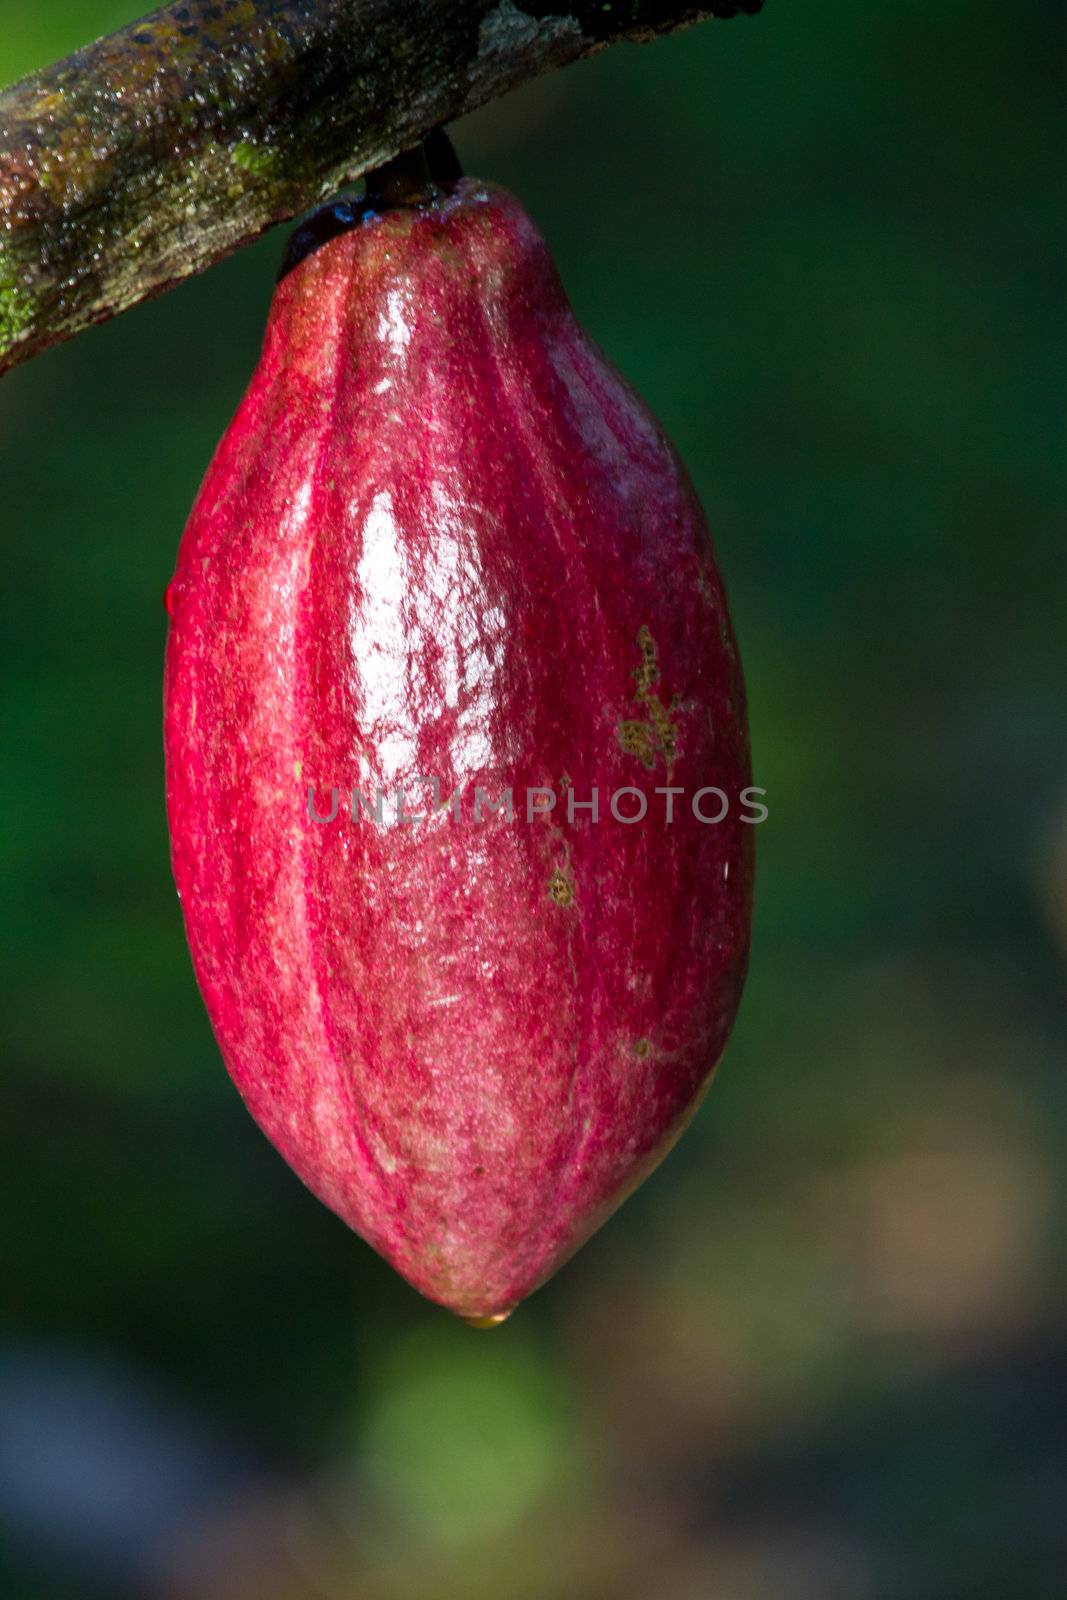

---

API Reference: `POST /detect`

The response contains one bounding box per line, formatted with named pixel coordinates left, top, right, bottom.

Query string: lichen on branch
left=0, top=0, right=763, bottom=376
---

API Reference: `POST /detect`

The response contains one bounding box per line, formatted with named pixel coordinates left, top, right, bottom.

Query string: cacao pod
left=164, top=171, right=753, bottom=1322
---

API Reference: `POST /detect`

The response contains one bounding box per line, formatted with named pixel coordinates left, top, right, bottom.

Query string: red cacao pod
left=164, top=175, right=753, bottom=1322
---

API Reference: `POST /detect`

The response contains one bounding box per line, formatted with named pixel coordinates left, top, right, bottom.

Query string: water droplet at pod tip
left=462, top=1310, right=514, bottom=1329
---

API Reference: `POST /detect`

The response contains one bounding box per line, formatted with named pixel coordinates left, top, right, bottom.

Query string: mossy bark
left=0, top=0, right=762, bottom=376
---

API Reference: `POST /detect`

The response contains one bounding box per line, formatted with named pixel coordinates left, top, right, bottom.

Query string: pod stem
left=278, top=128, right=463, bottom=279
left=364, top=129, right=463, bottom=209
left=364, top=144, right=434, bottom=210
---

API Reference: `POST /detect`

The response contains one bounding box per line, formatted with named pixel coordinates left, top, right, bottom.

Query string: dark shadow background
left=2, top=3, right=1065, bottom=1596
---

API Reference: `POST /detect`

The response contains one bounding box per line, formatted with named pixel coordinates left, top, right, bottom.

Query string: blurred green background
left=2, top=3, right=1064, bottom=1596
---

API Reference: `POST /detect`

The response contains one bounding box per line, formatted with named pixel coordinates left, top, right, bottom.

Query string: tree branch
left=0, top=0, right=762, bottom=376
